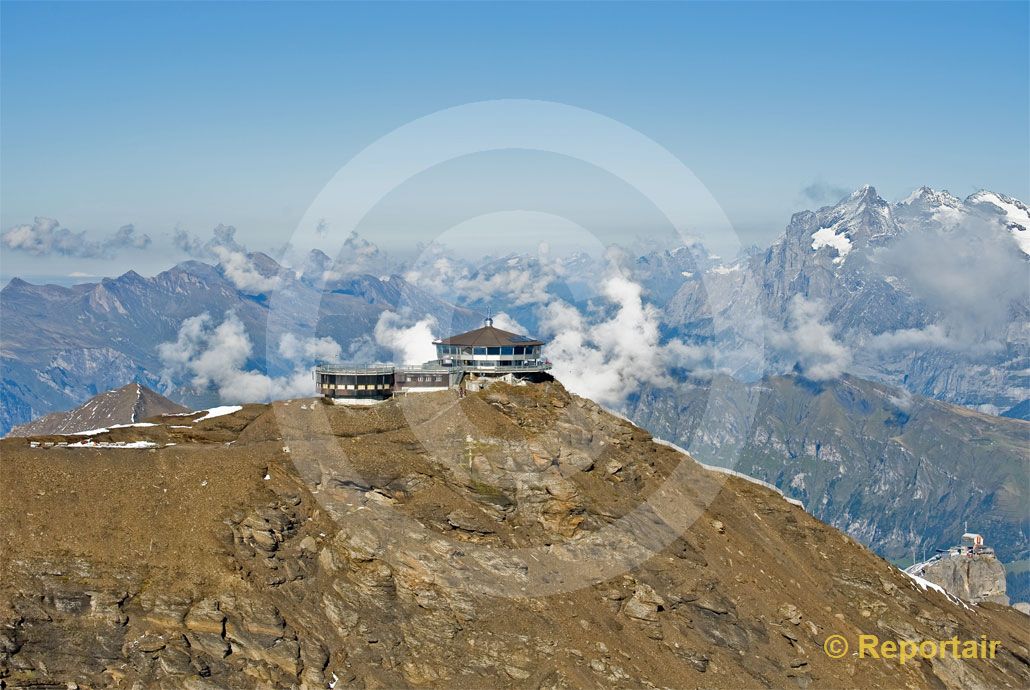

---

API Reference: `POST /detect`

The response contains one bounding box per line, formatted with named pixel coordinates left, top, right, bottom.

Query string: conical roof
left=436, top=325, right=544, bottom=347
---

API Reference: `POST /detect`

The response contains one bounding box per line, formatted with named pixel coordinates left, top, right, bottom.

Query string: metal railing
left=314, top=360, right=552, bottom=376
left=314, top=364, right=396, bottom=375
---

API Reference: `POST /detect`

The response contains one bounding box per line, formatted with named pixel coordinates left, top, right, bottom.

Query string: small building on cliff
left=315, top=319, right=551, bottom=404
left=905, top=532, right=1009, bottom=605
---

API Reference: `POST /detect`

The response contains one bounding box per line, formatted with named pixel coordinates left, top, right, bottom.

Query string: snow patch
left=66, top=440, right=158, bottom=449
left=195, top=405, right=243, bottom=421
left=811, top=226, right=853, bottom=264
left=72, top=422, right=158, bottom=436
left=72, top=427, right=110, bottom=436
left=901, top=569, right=972, bottom=610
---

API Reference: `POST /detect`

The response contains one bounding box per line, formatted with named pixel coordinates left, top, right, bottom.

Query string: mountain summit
left=1, top=381, right=1027, bottom=688
left=5, top=382, right=188, bottom=437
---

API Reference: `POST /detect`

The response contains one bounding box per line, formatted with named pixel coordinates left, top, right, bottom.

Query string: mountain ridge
left=2, top=381, right=1028, bottom=688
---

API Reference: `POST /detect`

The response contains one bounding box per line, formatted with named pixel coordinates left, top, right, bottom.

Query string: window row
left=437, top=345, right=540, bottom=357
left=322, top=383, right=391, bottom=390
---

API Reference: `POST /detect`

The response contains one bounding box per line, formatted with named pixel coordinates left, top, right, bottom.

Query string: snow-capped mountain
left=965, top=189, right=1030, bottom=254
left=662, top=185, right=1029, bottom=416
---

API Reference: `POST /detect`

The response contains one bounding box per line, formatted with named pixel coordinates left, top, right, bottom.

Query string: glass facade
left=434, top=342, right=544, bottom=370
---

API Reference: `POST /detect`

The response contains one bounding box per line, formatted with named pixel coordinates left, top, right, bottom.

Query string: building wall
left=318, top=371, right=394, bottom=399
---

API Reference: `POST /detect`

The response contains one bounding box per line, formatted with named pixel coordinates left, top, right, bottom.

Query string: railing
left=315, top=364, right=396, bottom=375
left=459, top=362, right=552, bottom=373
left=315, top=361, right=552, bottom=375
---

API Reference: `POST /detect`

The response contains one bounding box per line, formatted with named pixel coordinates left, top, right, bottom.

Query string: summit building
left=315, top=318, right=551, bottom=403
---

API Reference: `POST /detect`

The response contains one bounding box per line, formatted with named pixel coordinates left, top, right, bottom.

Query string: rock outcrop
left=911, top=553, right=1010, bottom=605
left=2, top=382, right=1028, bottom=688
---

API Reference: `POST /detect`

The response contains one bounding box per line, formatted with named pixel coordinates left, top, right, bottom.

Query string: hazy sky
left=2, top=1, right=1028, bottom=280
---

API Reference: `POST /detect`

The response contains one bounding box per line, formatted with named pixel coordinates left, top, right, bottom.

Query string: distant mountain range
left=0, top=252, right=481, bottom=434
left=660, top=186, right=1029, bottom=417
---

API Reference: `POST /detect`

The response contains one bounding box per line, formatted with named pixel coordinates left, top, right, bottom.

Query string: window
left=487, top=347, right=500, bottom=355
left=514, top=346, right=524, bottom=355
left=501, top=346, right=513, bottom=355
left=474, top=347, right=487, bottom=355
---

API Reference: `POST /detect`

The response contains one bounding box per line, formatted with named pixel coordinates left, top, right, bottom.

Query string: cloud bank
left=874, top=217, right=1028, bottom=351
left=2, top=217, right=151, bottom=258
left=538, top=273, right=695, bottom=408
left=769, top=296, right=852, bottom=381
left=373, top=311, right=439, bottom=364
left=158, top=312, right=341, bottom=403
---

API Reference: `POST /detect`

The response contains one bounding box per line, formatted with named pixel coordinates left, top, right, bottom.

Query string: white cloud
left=373, top=310, right=438, bottom=364
left=876, top=216, right=1028, bottom=347
left=1, top=217, right=151, bottom=257
left=105, top=224, right=151, bottom=251
left=453, top=263, right=556, bottom=306
left=157, top=312, right=340, bottom=403
left=171, top=224, right=279, bottom=294
left=210, top=245, right=280, bottom=294
left=172, top=227, right=206, bottom=256
left=868, top=324, right=953, bottom=352
left=769, top=296, right=852, bottom=381
left=489, top=311, right=527, bottom=334
left=537, top=273, right=689, bottom=408
left=405, top=243, right=565, bottom=307
left=278, top=332, right=342, bottom=363
left=403, top=248, right=470, bottom=297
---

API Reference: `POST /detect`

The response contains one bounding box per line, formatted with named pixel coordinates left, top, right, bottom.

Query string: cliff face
left=914, top=554, right=1010, bottom=606
left=2, top=382, right=1029, bottom=689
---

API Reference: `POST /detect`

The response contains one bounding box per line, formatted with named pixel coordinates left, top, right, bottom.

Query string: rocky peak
left=893, top=186, right=967, bottom=230
left=246, top=251, right=285, bottom=278
left=898, top=186, right=963, bottom=209
left=776, top=184, right=899, bottom=267
left=5, top=382, right=189, bottom=437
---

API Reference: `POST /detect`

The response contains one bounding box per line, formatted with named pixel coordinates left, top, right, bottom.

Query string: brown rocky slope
left=1, top=381, right=1028, bottom=689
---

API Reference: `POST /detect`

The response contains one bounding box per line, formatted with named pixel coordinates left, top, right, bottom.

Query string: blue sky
left=2, top=1, right=1028, bottom=280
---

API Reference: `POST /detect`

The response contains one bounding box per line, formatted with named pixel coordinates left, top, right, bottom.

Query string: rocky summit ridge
left=5, top=382, right=189, bottom=438
left=1, top=381, right=1028, bottom=689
